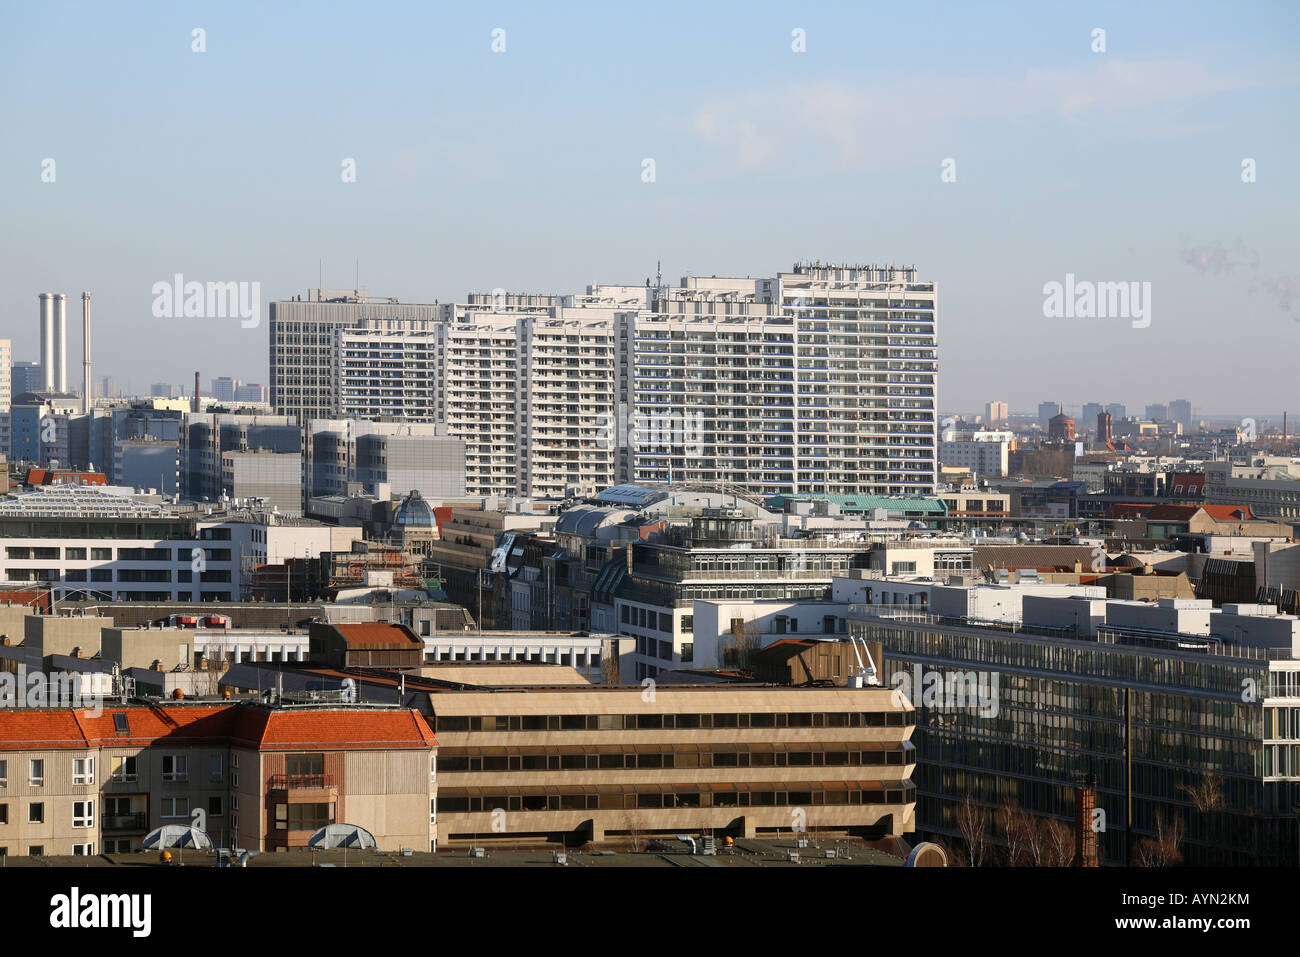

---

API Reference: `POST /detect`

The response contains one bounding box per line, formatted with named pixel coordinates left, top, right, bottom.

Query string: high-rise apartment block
left=984, top=400, right=1008, bottom=424
left=271, top=263, right=938, bottom=499
left=0, top=339, right=10, bottom=458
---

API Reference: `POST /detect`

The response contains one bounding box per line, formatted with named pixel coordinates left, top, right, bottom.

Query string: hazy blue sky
left=2, top=1, right=1296, bottom=418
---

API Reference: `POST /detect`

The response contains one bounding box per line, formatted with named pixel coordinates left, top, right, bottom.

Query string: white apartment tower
left=271, top=262, right=938, bottom=500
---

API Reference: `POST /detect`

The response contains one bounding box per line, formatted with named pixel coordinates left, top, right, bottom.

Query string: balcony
left=104, top=812, right=148, bottom=833
left=268, top=773, right=335, bottom=790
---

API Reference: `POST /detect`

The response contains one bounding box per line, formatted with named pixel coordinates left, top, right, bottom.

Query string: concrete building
left=274, top=262, right=939, bottom=498
left=306, top=419, right=466, bottom=501
left=269, top=289, right=451, bottom=424
left=939, top=429, right=1013, bottom=478
left=10, top=362, right=41, bottom=403
left=0, top=486, right=359, bottom=603
left=1204, top=457, right=1300, bottom=520
left=211, top=377, right=238, bottom=403
left=429, top=683, right=915, bottom=845
left=179, top=412, right=301, bottom=506
left=221, top=449, right=302, bottom=516
left=1170, top=399, right=1193, bottom=432
left=690, top=598, right=851, bottom=669
left=849, top=599, right=1300, bottom=864
left=984, top=400, right=1008, bottom=424
left=0, top=339, right=9, bottom=458
left=0, top=703, right=437, bottom=857
left=1038, top=401, right=1061, bottom=429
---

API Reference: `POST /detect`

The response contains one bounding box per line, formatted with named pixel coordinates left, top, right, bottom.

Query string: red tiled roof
left=1197, top=504, right=1253, bottom=521
left=0, top=705, right=436, bottom=751
left=254, top=709, right=436, bottom=750
left=24, top=469, right=108, bottom=487
left=331, top=623, right=422, bottom=648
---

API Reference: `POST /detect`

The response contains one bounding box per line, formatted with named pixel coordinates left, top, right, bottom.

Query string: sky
left=1, top=0, right=1296, bottom=419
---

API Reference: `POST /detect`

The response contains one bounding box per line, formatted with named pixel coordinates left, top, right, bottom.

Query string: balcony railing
left=104, top=812, right=148, bottom=832
left=268, top=773, right=335, bottom=790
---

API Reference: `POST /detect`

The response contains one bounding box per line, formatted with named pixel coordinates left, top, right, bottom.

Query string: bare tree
left=1179, top=773, right=1224, bottom=812
left=957, top=795, right=991, bottom=867
left=1040, top=818, right=1074, bottom=867
left=621, top=813, right=647, bottom=852
left=997, top=802, right=1036, bottom=866
left=1134, top=811, right=1185, bottom=867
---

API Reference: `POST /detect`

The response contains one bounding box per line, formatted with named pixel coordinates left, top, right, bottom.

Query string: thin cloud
left=689, top=58, right=1271, bottom=173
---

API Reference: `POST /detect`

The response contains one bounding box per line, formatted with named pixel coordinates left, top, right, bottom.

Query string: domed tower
left=392, top=489, right=438, bottom=555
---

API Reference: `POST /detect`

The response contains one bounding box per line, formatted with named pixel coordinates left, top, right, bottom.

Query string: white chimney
left=39, top=293, right=55, bottom=390
left=54, top=293, right=68, bottom=393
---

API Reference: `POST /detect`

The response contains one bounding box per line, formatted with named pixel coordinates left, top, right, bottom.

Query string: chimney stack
left=1072, top=772, right=1099, bottom=866
left=53, top=293, right=67, bottom=392
left=81, top=293, right=92, bottom=414
left=193, top=371, right=201, bottom=413
left=39, top=294, right=55, bottom=390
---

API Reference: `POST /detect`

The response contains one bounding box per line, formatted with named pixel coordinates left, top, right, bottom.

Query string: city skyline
left=2, top=1, right=1297, bottom=411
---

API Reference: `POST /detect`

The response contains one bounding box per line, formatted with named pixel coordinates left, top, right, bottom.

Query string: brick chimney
left=1072, top=772, right=1099, bottom=866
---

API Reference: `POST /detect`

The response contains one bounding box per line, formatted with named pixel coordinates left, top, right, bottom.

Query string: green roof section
left=764, top=494, right=948, bottom=516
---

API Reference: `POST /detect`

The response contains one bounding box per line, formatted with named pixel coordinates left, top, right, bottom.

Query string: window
left=0, top=759, right=6, bottom=786
left=286, top=753, right=324, bottom=776
left=0, top=804, right=6, bottom=824
left=72, top=843, right=95, bottom=856
left=91, top=569, right=113, bottom=582
left=274, top=802, right=333, bottom=831
left=231, top=753, right=239, bottom=768
left=29, top=803, right=44, bottom=823
left=209, top=754, right=223, bottom=781
left=208, top=796, right=224, bottom=818
left=29, top=846, right=43, bottom=856
left=73, top=800, right=94, bottom=828
left=73, top=757, right=95, bottom=785
left=231, top=796, right=239, bottom=811
left=64, top=547, right=86, bottom=560
left=29, top=760, right=43, bottom=787
left=162, top=755, right=187, bottom=782
left=110, top=756, right=137, bottom=782
left=161, top=797, right=189, bottom=818
left=232, top=772, right=239, bottom=788
left=91, top=548, right=113, bottom=561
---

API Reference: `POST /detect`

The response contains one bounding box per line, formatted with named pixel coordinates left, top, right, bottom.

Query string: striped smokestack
left=81, top=293, right=92, bottom=414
